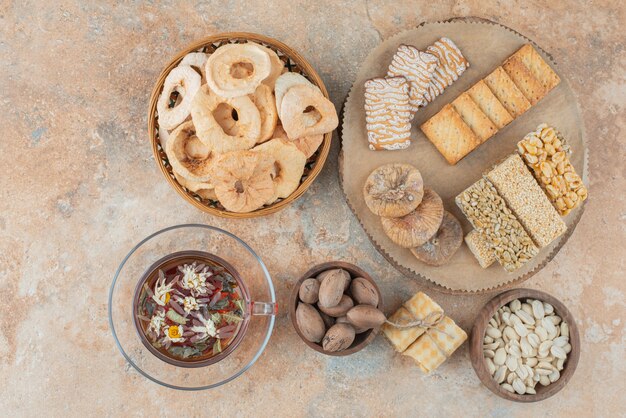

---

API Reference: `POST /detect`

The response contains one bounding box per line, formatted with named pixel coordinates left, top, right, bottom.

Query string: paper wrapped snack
left=382, top=292, right=467, bottom=373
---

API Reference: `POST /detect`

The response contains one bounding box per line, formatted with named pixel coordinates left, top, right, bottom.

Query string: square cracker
left=451, top=93, right=498, bottom=143
left=512, top=44, right=560, bottom=91
left=483, top=66, right=531, bottom=118
left=382, top=306, right=426, bottom=353
left=403, top=292, right=445, bottom=321
left=403, top=333, right=447, bottom=373
left=426, top=316, right=467, bottom=357
left=466, top=80, right=513, bottom=129
left=420, top=104, right=480, bottom=165
left=502, top=55, right=547, bottom=105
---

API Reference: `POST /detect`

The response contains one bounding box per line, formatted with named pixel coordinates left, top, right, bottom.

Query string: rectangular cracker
left=512, top=44, right=560, bottom=92
left=420, top=104, right=480, bottom=165
left=451, top=92, right=498, bottom=143
left=517, top=124, right=588, bottom=216
left=456, top=179, right=539, bottom=272
left=466, top=80, right=513, bottom=129
left=402, top=316, right=467, bottom=373
left=502, top=55, right=547, bottom=105
left=382, top=306, right=426, bottom=353
left=464, top=230, right=496, bottom=268
left=421, top=37, right=470, bottom=105
left=483, top=66, right=531, bottom=118
left=364, top=77, right=413, bottom=151
left=387, top=44, right=439, bottom=112
left=484, top=154, right=567, bottom=248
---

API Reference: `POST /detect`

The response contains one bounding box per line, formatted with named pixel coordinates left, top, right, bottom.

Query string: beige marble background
left=0, top=0, right=624, bottom=416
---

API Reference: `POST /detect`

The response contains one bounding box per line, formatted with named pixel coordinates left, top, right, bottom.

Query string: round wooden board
left=339, top=17, right=588, bottom=293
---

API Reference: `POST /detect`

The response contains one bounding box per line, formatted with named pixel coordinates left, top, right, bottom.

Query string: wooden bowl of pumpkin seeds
left=470, top=289, right=580, bottom=402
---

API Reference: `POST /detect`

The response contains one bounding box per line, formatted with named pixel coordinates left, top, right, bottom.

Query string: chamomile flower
left=182, top=296, right=199, bottom=313
left=190, top=312, right=217, bottom=338
left=148, top=309, right=166, bottom=335
left=180, top=264, right=210, bottom=295
left=152, top=271, right=176, bottom=306
left=164, top=325, right=185, bottom=343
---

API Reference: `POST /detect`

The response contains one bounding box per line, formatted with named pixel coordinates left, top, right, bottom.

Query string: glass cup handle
left=251, top=301, right=278, bottom=316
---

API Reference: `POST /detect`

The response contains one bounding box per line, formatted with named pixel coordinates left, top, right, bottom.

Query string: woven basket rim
left=148, top=32, right=332, bottom=218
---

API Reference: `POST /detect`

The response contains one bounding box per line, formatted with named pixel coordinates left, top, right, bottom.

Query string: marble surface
left=0, top=1, right=624, bottom=416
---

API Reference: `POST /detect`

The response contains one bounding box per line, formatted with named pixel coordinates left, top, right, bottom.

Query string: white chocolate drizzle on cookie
left=422, top=37, right=469, bottom=105
left=387, top=45, right=439, bottom=113
left=364, top=77, right=412, bottom=151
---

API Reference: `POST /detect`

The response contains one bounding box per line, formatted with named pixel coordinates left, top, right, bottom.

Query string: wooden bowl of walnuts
left=289, top=262, right=384, bottom=356
left=470, top=289, right=580, bottom=402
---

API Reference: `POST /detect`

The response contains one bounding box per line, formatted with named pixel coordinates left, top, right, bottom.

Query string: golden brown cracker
left=466, top=80, right=513, bottom=129
left=420, top=104, right=480, bottom=165
left=502, top=55, right=547, bottom=105
left=512, top=44, right=560, bottom=91
left=451, top=93, right=498, bottom=143
left=483, top=66, right=531, bottom=118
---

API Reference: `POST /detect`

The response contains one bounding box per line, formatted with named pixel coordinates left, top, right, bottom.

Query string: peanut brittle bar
left=518, top=124, right=588, bottom=216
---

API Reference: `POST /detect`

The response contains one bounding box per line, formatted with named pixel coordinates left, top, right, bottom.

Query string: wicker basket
left=148, top=32, right=332, bottom=218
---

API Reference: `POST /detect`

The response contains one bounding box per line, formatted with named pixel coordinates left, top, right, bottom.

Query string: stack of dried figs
left=363, top=163, right=463, bottom=266
left=295, top=268, right=384, bottom=353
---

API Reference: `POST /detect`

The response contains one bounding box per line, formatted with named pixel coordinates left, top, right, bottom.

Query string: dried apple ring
left=280, top=84, right=338, bottom=139
left=180, top=52, right=208, bottom=81
left=253, top=138, right=306, bottom=200
left=363, top=163, right=424, bottom=217
left=173, top=170, right=216, bottom=200
left=191, top=85, right=261, bottom=153
left=271, top=124, right=323, bottom=158
left=274, top=72, right=317, bottom=116
left=157, top=65, right=201, bottom=130
left=249, top=84, right=278, bottom=144
left=205, top=43, right=271, bottom=98
left=210, top=150, right=276, bottom=213
left=165, top=121, right=214, bottom=182
left=381, top=188, right=444, bottom=248
left=247, top=42, right=284, bottom=90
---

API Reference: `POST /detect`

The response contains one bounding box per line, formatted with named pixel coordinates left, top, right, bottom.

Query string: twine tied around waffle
left=385, top=311, right=454, bottom=339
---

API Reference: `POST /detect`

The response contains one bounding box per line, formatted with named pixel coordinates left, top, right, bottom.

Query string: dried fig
left=381, top=187, right=444, bottom=248
left=319, top=294, right=354, bottom=317
left=346, top=305, right=386, bottom=329
left=295, top=302, right=325, bottom=343
left=349, top=277, right=379, bottom=307
left=363, top=163, right=424, bottom=217
left=298, top=278, right=320, bottom=304
left=410, top=211, right=463, bottom=266
left=322, top=323, right=355, bottom=352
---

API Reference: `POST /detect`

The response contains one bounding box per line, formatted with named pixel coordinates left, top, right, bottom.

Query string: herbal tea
left=135, top=253, right=246, bottom=364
